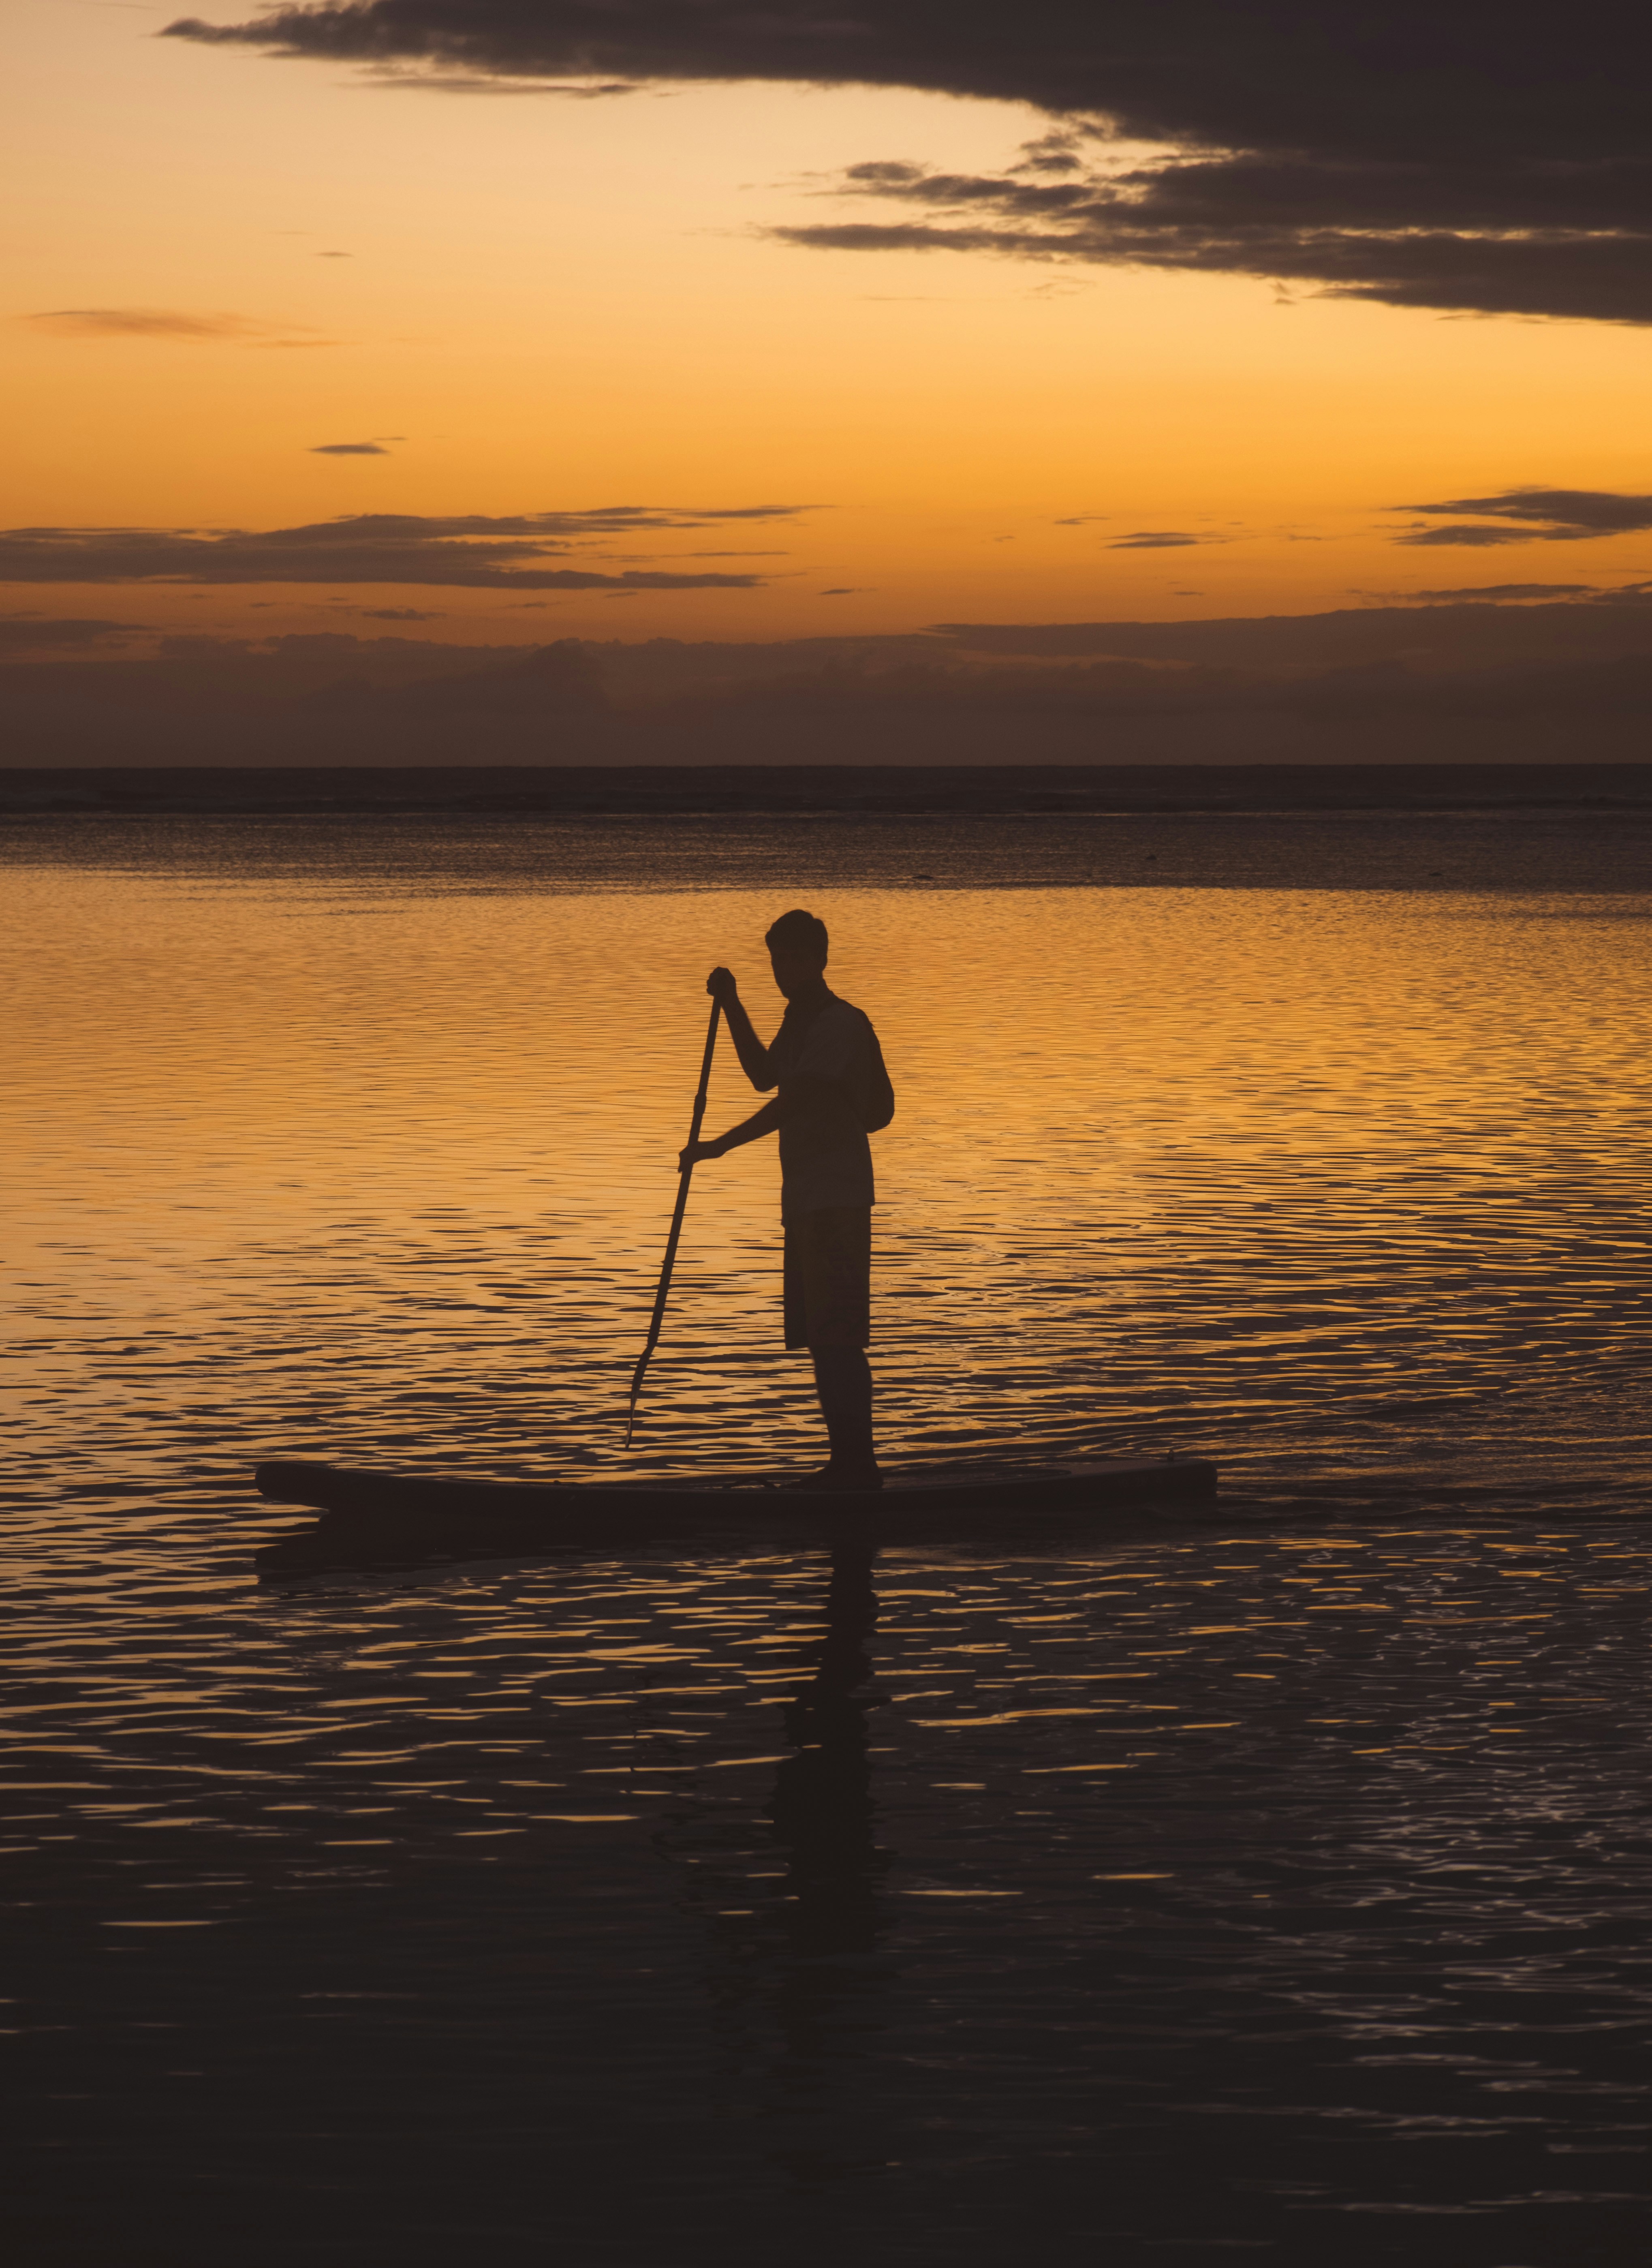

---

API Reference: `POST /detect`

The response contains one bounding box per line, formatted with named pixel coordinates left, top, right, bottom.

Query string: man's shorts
left=783, top=1205, right=872, bottom=1350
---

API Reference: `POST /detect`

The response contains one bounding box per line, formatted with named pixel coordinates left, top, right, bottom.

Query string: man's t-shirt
left=767, top=991, right=891, bottom=1223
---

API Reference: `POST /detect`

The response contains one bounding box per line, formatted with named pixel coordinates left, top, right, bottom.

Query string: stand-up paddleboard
left=250, top=1454, right=1219, bottom=1574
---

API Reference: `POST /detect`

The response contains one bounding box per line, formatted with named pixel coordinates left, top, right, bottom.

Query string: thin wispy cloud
left=164, top=3, right=1652, bottom=326
left=354, top=69, right=638, bottom=98
left=0, top=507, right=812, bottom=589
left=1382, top=580, right=1652, bottom=603
left=1396, top=489, right=1652, bottom=546
left=22, top=307, right=329, bottom=346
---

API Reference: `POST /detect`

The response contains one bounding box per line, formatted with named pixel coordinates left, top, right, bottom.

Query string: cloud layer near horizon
left=11, top=595, right=1652, bottom=770
left=164, top=2, right=1652, bottom=324
left=0, top=507, right=806, bottom=589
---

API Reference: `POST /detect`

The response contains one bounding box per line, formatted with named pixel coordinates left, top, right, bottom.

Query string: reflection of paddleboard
left=251, top=1455, right=1219, bottom=1574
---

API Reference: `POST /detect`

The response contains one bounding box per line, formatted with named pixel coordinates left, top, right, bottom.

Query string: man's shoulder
left=823, top=991, right=876, bottom=1032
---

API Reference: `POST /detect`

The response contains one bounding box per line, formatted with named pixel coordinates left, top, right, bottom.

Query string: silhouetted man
left=680, top=908, right=894, bottom=1491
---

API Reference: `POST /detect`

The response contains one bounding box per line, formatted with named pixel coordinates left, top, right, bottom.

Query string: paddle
left=626, top=995, right=723, bottom=1447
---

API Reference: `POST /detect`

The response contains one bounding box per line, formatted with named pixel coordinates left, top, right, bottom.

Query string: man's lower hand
left=707, top=966, right=738, bottom=1002
left=679, top=1138, right=719, bottom=1171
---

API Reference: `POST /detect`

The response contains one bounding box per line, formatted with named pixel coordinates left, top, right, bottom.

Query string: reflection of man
left=770, top=1544, right=883, bottom=1953
left=679, top=909, right=894, bottom=1492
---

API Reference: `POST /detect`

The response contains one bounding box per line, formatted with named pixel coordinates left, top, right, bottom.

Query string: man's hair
left=766, top=908, right=829, bottom=963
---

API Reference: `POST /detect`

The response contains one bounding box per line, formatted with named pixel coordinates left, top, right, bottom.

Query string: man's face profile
left=769, top=948, right=826, bottom=999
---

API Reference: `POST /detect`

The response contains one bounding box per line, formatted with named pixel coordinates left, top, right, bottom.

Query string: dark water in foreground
left=5, top=809, right=1652, bottom=2263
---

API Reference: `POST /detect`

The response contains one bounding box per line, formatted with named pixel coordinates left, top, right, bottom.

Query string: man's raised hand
left=707, top=966, right=739, bottom=1002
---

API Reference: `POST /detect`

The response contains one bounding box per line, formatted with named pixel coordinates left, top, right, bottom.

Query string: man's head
left=766, top=907, right=829, bottom=999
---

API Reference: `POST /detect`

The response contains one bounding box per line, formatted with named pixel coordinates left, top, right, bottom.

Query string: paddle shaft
left=627, top=997, right=722, bottom=1438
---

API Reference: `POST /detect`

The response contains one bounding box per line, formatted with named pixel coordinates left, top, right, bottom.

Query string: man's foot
left=784, top=1463, right=884, bottom=1494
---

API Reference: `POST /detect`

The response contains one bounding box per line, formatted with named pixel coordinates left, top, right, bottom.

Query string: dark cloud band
left=773, top=160, right=1652, bottom=327
left=0, top=617, right=139, bottom=653
left=162, top=3, right=1652, bottom=325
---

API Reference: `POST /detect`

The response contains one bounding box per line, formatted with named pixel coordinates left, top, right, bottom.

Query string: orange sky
left=6, top=0, right=1650, bottom=648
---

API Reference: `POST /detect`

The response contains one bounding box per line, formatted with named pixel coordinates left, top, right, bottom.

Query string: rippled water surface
left=6, top=813, right=1652, bottom=2264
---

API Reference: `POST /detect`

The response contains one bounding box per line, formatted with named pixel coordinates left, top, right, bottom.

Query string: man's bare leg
left=808, top=1346, right=880, bottom=1488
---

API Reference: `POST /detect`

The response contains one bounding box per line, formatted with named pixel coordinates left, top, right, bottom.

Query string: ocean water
left=5, top=808, right=1652, bottom=2264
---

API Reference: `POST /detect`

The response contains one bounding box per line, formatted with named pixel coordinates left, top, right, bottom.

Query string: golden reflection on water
left=8, top=862, right=1651, bottom=1504
left=5, top=830, right=1652, bottom=2260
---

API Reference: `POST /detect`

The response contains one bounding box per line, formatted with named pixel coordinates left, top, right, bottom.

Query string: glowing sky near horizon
left=5, top=0, right=1650, bottom=648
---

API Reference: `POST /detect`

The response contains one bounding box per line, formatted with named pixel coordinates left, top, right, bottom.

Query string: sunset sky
left=6, top=0, right=1650, bottom=653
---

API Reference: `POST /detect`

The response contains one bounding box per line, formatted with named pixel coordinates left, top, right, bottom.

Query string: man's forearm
left=721, top=992, right=776, bottom=1089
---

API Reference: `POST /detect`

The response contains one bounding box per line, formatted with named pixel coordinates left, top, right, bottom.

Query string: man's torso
left=768, top=991, right=883, bottom=1222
